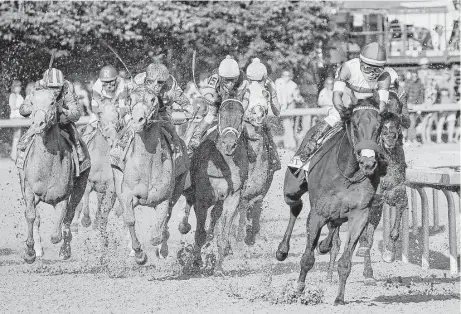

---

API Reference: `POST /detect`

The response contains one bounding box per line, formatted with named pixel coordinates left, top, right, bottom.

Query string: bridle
left=337, top=105, right=380, bottom=185
left=33, top=89, right=59, bottom=133
left=218, top=99, right=244, bottom=138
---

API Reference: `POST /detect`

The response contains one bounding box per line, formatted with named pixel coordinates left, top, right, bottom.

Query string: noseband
left=218, top=99, right=244, bottom=138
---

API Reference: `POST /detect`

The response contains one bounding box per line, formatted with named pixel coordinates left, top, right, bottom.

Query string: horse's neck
left=322, top=130, right=358, bottom=178
left=133, top=123, right=161, bottom=154
left=34, top=124, right=62, bottom=155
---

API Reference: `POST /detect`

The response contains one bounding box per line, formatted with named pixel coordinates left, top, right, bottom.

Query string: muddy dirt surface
left=0, top=144, right=459, bottom=313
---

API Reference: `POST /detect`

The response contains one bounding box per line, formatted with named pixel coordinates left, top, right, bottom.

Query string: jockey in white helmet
left=187, top=55, right=249, bottom=155
left=296, top=42, right=391, bottom=162
left=245, top=57, right=281, bottom=171
left=18, top=68, right=86, bottom=163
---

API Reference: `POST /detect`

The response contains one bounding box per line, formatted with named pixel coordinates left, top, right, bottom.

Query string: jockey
left=83, top=65, right=128, bottom=139
left=298, top=42, right=391, bottom=162
left=18, top=68, right=85, bottom=162
left=187, top=55, right=249, bottom=155
left=131, top=62, right=193, bottom=153
left=245, top=57, right=281, bottom=171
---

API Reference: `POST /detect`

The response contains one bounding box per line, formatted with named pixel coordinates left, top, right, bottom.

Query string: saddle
left=288, top=123, right=343, bottom=175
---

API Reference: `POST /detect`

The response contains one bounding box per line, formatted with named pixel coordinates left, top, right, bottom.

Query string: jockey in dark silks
left=18, top=68, right=85, bottom=162
left=294, top=42, right=392, bottom=163
left=187, top=55, right=249, bottom=155
left=131, top=63, right=194, bottom=154
left=244, top=57, right=281, bottom=171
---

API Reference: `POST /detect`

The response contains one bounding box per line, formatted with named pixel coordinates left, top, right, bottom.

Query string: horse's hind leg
left=334, top=209, right=369, bottom=306
left=95, top=186, right=116, bottom=248
left=277, top=168, right=308, bottom=261
left=383, top=187, right=407, bottom=263
left=357, top=195, right=382, bottom=257
left=152, top=201, right=172, bottom=259
left=23, top=186, right=37, bottom=264
left=327, top=228, right=341, bottom=283
left=81, top=183, right=92, bottom=228
left=297, top=212, right=326, bottom=292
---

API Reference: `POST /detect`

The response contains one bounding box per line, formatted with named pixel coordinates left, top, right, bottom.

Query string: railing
left=392, top=166, right=460, bottom=275
left=0, top=103, right=459, bottom=148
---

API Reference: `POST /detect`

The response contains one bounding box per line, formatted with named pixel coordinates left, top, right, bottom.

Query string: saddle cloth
left=287, top=124, right=343, bottom=179
left=110, top=125, right=189, bottom=178
left=16, top=131, right=90, bottom=177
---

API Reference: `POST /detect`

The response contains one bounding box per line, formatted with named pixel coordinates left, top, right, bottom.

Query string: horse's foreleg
left=334, top=209, right=369, bottom=306
left=51, top=200, right=67, bottom=245
left=384, top=187, right=407, bottom=263
left=23, top=186, right=37, bottom=264
left=96, top=186, right=116, bottom=248
left=33, top=211, right=44, bottom=257
left=245, top=198, right=263, bottom=246
left=297, top=212, right=326, bottom=292
left=152, top=201, right=172, bottom=259
left=112, top=168, right=125, bottom=217
left=191, top=200, right=208, bottom=270
left=276, top=201, right=303, bottom=261
left=236, top=198, right=249, bottom=244
left=123, top=195, right=146, bottom=265
left=277, top=168, right=308, bottom=261
left=80, top=183, right=92, bottom=229
left=327, top=228, right=341, bottom=283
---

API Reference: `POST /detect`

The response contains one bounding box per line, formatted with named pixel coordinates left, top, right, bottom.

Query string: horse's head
left=98, top=101, right=120, bottom=146
left=130, top=87, right=158, bottom=133
left=380, top=112, right=401, bottom=150
left=218, top=98, right=245, bottom=156
left=29, top=89, right=59, bottom=134
left=245, top=81, right=270, bottom=127
left=350, top=98, right=382, bottom=176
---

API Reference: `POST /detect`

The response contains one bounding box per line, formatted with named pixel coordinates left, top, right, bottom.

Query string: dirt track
left=0, top=144, right=459, bottom=313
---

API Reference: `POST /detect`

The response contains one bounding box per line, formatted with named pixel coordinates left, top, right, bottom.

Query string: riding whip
left=99, top=39, right=133, bottom=80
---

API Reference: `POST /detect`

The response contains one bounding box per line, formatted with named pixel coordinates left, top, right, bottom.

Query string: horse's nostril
left=138, top=117, right=144, bottom=123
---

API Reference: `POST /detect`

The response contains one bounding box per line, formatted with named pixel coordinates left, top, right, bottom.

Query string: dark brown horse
left=276, top=97, right=386, bottom=305
left=179, top=98, right=248, bottom=274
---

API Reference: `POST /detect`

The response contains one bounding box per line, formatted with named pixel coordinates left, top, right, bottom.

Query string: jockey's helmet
left=359, top=42, right=386, bottom=67
left=99, top=65, right=118, bottom=82
left=218, top=55, right=240, bottom=79
left=43, top=68, right=64, bottom=88
left=146, top=63, right=170, bottom=82
left=246, top=58, right=267, bottom=81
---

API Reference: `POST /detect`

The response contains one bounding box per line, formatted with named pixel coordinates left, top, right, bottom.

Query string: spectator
left=8, top=80, right=24, bottom=160
left=275, top=70, right=303, bottom=149
left=405, top=71, right=425, bottom=145
left=398, top=74, right=406, bottom=90
left=25, top=82, right=35, bottom=97
left=317, top=76, right=334, bottom=108
left=74, top=81, right=91, bottom=116
left=431, top=25, right=446, bottom=51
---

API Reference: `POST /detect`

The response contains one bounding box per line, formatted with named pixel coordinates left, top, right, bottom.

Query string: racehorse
left=276, top=97, right=386, bottom=305
left=112, top=86, right=188, bottom=265
left=237, top=81, right=278, bottom=246
left=71, top=103, right=121, bottom=245
left=180, top=98, right=249, bottom=274
left=353, top=112, right=408, bottom=282
left=18, top=89, right=90, bottom=263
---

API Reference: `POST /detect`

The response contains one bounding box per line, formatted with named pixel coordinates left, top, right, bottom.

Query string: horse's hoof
left=35, top=248, right=44, bottom=258
left=356, top=247, right=370, bottom=257
left=155, top=245, right=168, bottom=259
left=81, top=216, right=91, bottom=228
left=59, top=246, right=71, bottom=260
left=213, top=269, right=225, bottom=277
left=50, top=235, right=62, bottom=244
left=382, top=250, right=395, bottom=263
left=276, top=250, right=288, bottom=261
left=129, top=249, right=136, bottom=257
left=364, top=277, right=377, bottom=286
left=178, top=222, right=191, bottom=235
left=135, top=251, right=148, bottom=265
left=334, top=298, right=345, bottom=306
left=296, top=282, right=306, bottom=294
left=23, top=250, right=36, bottom=264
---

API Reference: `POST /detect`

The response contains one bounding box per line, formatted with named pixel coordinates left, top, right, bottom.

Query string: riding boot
left=66, top=123, right=85, bottom=162
left=187, top=119, right=211, bottom=157
left=17, top=127, right=34, bottom=152
left=264, top=124, right=281, bottom=171
left=298, top=120, right=332, bottom=162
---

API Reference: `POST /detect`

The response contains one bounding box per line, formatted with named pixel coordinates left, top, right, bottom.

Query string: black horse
left=276, top=97, right=386, bottom=305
